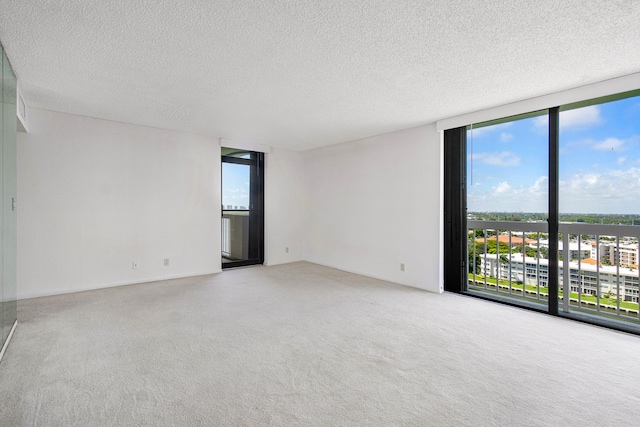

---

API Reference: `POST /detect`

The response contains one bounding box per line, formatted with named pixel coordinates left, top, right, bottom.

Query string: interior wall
left=303, top=124, right=443, bottom=293
left=264, top=147, right=306, bottom=266
left=17, top=109, right=221, bottom=299
left=16, top=108, right=442, bottom=298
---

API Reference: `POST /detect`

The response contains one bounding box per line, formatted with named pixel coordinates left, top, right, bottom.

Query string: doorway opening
left=221, top=148, right=264, bottom=269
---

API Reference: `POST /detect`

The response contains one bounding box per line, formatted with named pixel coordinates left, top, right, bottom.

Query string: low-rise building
left=478, top=253, right=639, bottom=303
left=591, top=241, right=639, bottom=267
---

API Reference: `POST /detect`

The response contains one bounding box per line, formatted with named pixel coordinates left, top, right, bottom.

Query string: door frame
left=221, top=151, right=264, bottom=269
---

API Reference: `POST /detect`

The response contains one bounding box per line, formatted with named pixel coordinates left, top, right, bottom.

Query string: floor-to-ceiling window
left=556, top=93, right=640, bottom=324
left=221, top=148, right=264, bottom=269
left=466, top=111, right=550, bottom=309
left=445, top=89, right=640, bottom=334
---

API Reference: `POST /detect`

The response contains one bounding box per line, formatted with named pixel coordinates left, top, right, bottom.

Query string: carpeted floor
left=1, top=261, right=639, bottom=426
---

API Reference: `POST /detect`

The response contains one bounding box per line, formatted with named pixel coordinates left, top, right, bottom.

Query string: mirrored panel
left=1, top=45, right=18, bottom=352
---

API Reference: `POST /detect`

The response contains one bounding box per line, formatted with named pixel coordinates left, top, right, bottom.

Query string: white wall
left=17, top=109, right=221, bottom=298
left=264, top=147, right=306, bottom=265
left=303, top=124, right=443, bottom=293
left=17, top=108, right=441, bottom=298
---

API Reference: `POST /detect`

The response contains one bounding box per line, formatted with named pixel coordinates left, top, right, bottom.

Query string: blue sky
left=222, top=162, right=250, bottom=209
left=467, top=94, right=640, bottom=214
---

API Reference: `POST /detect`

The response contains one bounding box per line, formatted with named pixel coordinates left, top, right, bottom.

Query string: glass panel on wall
left=0, top=46, right=4, bottom=347
left=466, top=111, right=549, bottom=307
left=1, top=44, right=18, bottom=354
left=558, top=90, right=640, bottom=325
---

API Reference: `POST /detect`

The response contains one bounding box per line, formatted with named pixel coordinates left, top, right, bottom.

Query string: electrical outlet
left=285, top=247, right=289, bottom=253
left=132, top=261, right=139, bottom=269
left=400, top=263, right=405, bottom=272
left=164, top=258, right=170, bottom=266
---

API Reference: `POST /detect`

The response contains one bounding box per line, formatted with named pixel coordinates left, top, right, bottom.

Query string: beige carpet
left=1, top=261, right=639, bottom=426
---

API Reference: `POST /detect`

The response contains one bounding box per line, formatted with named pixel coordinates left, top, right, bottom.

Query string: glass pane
left=467, top=112, right=548, bottom=217
left=222, top=162, right=250, bottom=263
left=466, top=112, right=549, bottom=306
left=221, top=147, right=251, bottom=158
left=0, top=46, right=4, bottom=346
left=559, top=95, right=640, bottom=219
left=2, top=46, right=18, bottom=347
left=222, top=162, right=250, bottom=210
left=559, top=92, right=640, bottom=324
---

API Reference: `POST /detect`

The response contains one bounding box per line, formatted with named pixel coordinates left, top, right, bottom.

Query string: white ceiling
left=1, top=1, right=640, bottom=150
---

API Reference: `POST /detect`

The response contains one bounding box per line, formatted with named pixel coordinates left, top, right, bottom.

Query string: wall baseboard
left=0, top=320, right=18, bottom=364
left=17, top=270, right=223, bottom=300
left=303, top=259, right=437, bottom=293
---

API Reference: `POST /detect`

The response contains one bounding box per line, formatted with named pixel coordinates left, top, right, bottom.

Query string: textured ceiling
left=1, top=0, right=640, bottom=150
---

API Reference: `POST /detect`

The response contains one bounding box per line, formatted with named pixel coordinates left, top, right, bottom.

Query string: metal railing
left=558, top=222, right=640, bottom=321
left=467, top=220, right=640, bottom=324
left=221, top=217, right=231, bottom=257
left=467, top=220, right=549, bottom=305
left=221, top=210, right=250, bottom=260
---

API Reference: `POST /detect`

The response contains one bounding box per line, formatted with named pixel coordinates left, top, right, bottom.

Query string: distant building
left=536, top=239, right=592, bottom=260
left=591, top=242, right=639, bottom=267
left=478, top=253, right=639, bottom=303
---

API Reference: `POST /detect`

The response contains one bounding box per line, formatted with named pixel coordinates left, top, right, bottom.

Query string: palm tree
left=497, top=254, right=510, bottom=285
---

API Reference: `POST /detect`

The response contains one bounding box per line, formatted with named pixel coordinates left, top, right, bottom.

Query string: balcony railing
left=221, top=210, right=249, bottom=260
left=467, top=220, right=640, bottom=325
left=221, top=216, right=231, bottom=257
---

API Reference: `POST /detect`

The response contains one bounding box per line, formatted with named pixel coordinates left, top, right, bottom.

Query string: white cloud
left=469, top=168, right=640, bottom=214
left=533, top=116, right=547, bottom=128
left=472, top=151, right=520, bottom=167
left=494, top=182, right=511, bottom=194
left=561, top=106, right=603, bottom=128
left=529, top=176, right=548, bottom=194
left=593, top=137, right=624, bottom=151
left=468, top=179, right=547, bottom=212
left=617, top=157, right=626, bottom=165
left=468, top=168, right=640, bottom=214
left=499, top=132, right=513, bottom=143
left=559, top=167, right=640, bottom=213
left=534, top=105, right=603, bottom=129
left=469, top=122, right=512, bottom=138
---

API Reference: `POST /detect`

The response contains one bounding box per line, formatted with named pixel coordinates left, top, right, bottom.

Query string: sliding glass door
left=221, top=148, right=264, bottom=268
left=557, top=93, right=640, bottom=323
left=445, top=88, right=640, bottom=334
left=465, top=111, right=550, bottom=309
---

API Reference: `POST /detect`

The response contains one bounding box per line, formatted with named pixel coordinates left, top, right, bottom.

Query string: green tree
left=512, top=243, right=538, bottom=258
left=486, top=240, right=510, bottom=254
left=468, top=245, right=481, bottom=274
left=539, top=247, right=549, bottom=259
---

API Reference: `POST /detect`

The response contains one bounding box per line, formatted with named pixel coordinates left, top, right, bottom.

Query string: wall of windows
left=445, top=88, right=640, bottom=334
